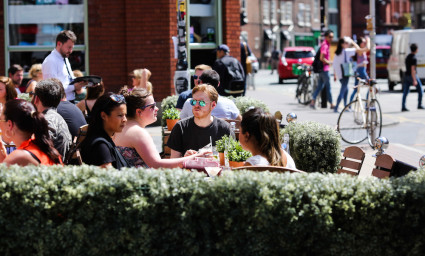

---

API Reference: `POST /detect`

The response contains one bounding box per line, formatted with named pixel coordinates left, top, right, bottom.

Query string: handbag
left=243, top=42, right=253, bottom=74
left=341, top=50, right=354, bottom=77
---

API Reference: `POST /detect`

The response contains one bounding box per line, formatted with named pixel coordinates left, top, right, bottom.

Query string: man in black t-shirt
left=402, top=43, right=424, bottom=112
left=167, top=84, right=234, bottom=158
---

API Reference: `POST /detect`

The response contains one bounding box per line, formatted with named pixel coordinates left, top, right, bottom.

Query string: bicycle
left=337, top=78, right=382, bottom=148
left=294, top=64, right=317, bottom=105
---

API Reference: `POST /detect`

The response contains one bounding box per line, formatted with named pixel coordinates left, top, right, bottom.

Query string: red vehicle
left=278, top=46, right=315, bottom=84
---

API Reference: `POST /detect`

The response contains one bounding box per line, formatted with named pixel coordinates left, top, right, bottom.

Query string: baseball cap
left=216, top=44, right=230, bottom=53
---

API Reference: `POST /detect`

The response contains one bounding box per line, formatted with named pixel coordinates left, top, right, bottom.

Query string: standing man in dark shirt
left=402, top=43, right=424, bottom=112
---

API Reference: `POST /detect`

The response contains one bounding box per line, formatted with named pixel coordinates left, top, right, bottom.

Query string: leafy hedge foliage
left=232, top=96, right=270, bottom=115
left=3, top=164, right=425, bottom=255
left=162, top=107, right=180, bottom=120
left=281, top=121, right=341, bottom=173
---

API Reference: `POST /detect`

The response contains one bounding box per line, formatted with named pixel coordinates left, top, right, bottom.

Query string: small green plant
left=162, top=107, right=180, bottom=120
left=161, top=95, right=178, bottom=112
left=17, top=93, right=32, bottom=102
left=215, top=135, right=232, bottom=153
left=226, top=140, right=252, bottom=162
left=233, top=96, right=270, bottom=115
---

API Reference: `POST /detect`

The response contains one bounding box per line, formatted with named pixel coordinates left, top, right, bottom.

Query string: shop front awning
left=264, top=29, right=274, bottom=40
left=280, top=30, right=291, bottom=41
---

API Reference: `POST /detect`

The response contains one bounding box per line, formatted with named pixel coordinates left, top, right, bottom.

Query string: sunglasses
left=140, top=102, right=156, bottom=110
left=193, top=75, right=199, bottom=80
left=190, top=99, right=211, bottom=107
left=110, top=94, right=126, bottom=104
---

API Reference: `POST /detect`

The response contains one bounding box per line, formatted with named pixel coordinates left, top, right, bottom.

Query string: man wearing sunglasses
left=176, top=64, right=212, bottom=110
left=179, top=70, right=241, bottom=120
left=167, top=84, right=234, bottom=158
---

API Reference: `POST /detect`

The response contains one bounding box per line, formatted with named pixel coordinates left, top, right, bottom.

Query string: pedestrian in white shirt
left=42, top=30, right=77, bottom=102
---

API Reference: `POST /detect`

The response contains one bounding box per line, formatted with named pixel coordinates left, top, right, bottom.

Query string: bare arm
left=2, top=149, right=40, bottom=166
left=412, top=65, right=418, bottom=86
left=320, top=52, right=332, bottom=65
left=100, top=163, right=113, bottom=168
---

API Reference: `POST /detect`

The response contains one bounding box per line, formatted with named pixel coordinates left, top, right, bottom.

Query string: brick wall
left=223, top=0, right=241, bottom=61
left=0, top=3, right=4, bottom=75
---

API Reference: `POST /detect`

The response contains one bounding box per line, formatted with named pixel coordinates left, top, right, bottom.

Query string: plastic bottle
left=282, top=133, right=290, bottom=155
left=230, top=122, right=236, bottom=140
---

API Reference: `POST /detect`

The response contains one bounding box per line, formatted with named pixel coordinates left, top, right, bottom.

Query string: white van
left=387, top=29, right=425, bottom=91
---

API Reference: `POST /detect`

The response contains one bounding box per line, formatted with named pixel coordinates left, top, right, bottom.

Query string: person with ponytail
left=113, top=88, right=208, bottom=168
left=239, top=107, right=296, bottom=168
left=130, top=68, right=152, bottom=93
left=80, top=92, right=129, bottom=169
left=0, top=99, right=62, bottom=165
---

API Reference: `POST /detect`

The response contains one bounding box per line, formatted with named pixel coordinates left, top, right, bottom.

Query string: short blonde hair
left=192, top=84, right=218, bottom=103
left=28, top=64, right=42, bottom=79
left=194, top=64, right=212, bottom=72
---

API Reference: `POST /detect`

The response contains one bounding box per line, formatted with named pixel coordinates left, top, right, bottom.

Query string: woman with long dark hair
left=239, top=107, right=296, bottom=168
left=333, top=37, right=360, bottom=112
left=80, top=93, right=129, bottom=169
left=76, top=81, right=105, bottom=123
left=113, top=88, right=207, bottom=168
left=0, top=99, right=62, bottom=165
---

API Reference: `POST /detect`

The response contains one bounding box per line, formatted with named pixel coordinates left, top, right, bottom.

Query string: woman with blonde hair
left=239, top=107, right=296, bottom=168
left=113, top=88, right=207, bottom=168
left=131, top=68, right=152, bottom=93
left=0, top=77, right=18, bottom=106
left=25, top=63, right=43, bottom=95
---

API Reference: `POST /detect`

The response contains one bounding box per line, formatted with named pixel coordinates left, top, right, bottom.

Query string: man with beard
left=8, top=64, right=24, bottom=94
left=42, top=30, right=77, bottom=102
left=167, top=84, right=234, bottom=158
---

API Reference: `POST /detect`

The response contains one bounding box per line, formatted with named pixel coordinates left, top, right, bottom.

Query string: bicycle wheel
left=337, top=99, right=368, bottom=144
left=366, top=99, right=382, bottom=148
left=297, top=77, right=312, bottom=105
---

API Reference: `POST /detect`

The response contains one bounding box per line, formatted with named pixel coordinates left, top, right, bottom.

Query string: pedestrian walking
left=402, top=43, right=424, bottom=111
left=349, top=36, right=370, bottom=103
left=310, top=29, right=335, bottom=109
left=333, top=37, right=360, bottom=112
left=270, top=48, right=281, bottom=75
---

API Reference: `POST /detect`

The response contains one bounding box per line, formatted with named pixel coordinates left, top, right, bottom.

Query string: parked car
left=278, top=46, right=315, bottom=84
left=367, top=45, right=390, bottom=79
left=387, top=29, right=425, bottom=91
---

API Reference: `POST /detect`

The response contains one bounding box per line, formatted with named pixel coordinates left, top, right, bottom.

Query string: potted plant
left=162, top=107, right=180, bottom=131
left=227, top=141, right=252, bottom=168
left=215, top=135, right=233, bottom=166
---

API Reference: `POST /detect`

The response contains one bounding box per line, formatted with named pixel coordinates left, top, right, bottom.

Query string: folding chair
left=337, top=146, right=366, bottom=176
left=64, top=124, right=89, bottom=165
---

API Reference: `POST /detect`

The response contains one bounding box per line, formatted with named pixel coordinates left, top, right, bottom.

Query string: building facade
left=241, top=0, right=321, bottom=67
left=1, top=0, right=241, bottom=100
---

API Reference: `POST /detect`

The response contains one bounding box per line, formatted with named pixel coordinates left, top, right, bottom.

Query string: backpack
left=220, top=56, right=245, bottom=95
left=312, top=46, right=323, bottom=73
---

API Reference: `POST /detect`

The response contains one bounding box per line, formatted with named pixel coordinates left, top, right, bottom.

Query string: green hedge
left=1, top=164, right=425, bottom=255
left=281, top=121, right=341, bottom=173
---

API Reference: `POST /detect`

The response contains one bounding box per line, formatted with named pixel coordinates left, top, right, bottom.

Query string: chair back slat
left=372, top=168, right=390, bottom=179
left=372, top=154, right=395, bottom=179
left=337, top=169, right=358, bottom=176
left=343, top=146, right=365, bottom=160
left=337, top=146, right=365, bottom=176
left=232, top=165, right=304, bottom=174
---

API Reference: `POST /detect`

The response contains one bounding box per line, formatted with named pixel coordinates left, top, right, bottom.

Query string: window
left=305, top=4, right=311, bottom=27
left=297, top=3, right=305, bottom=27
left=285, top=50, right=314, bottom=59
left=5, top=0, right=87, bottom=73
left=271, top=0, right=277, bottom=25
left=280, top=1, right=292, bottom=25
left=313, top=0, right=320, bottom=22
left=263, top=0, right=270, bottom=25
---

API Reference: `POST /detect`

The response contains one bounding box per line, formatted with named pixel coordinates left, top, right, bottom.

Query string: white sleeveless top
left=246, top=151, right=297, bottom=170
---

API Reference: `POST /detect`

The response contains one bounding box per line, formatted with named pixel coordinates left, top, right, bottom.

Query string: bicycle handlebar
left=357, top=78, right=377, bottom=87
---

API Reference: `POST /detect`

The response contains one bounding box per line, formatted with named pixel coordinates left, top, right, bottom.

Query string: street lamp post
left=370, top=0, right=376, bottom=80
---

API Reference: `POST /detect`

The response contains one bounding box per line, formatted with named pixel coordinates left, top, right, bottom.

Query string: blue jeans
left=402, top=74, right=424, bottom=109
left=312, top=71, right=333, bottom=104
left=335, top=76, right=349, bottom=111
left=350, top=66, right=369, bottom=102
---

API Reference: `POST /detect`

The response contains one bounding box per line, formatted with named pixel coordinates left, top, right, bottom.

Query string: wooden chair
left=64, top=124, right=89, bottom=165
left=372, top=154, right=395, bottom=179
left=232, top=165, right=305, bottom=174
left=337, top=146, right=366, bottom=176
